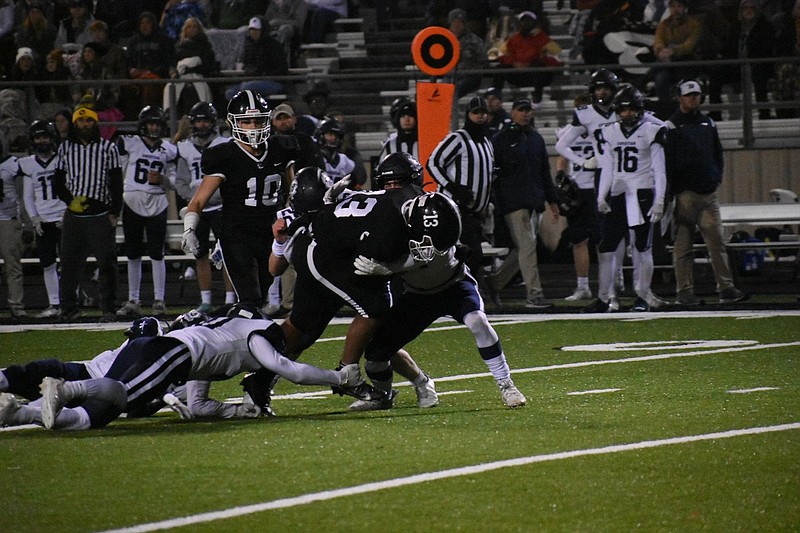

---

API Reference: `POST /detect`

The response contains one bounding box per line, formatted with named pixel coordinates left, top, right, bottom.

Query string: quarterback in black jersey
left=182, top=90, right=299, bottom=306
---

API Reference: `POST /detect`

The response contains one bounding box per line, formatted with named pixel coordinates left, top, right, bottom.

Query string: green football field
left=1, top=311, right=799, bottom=532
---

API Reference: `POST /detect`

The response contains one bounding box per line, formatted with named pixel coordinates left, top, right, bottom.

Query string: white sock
left=225, top=291, right=236, bottom=304
left=577, top=276, right=589, bottom=290
left=43, top=264, right=60, bottom=305
left=411, top=373, right=427, bottom=386
left=127, top=258, right=142, bottom=302
left=484, top=354, right=511, bottom=382
left=152, top=259, right=166, bottom=301
left=0, top=372, right=8, bottom=391
left=200, top=290, right=212, bottom=305
left=54, top=406, right=91, bottom=430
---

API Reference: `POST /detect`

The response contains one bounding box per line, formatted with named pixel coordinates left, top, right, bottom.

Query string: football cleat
left=348, top=390, right=398, bottom=411
left=0, top=393, right=22, bottom=426
left=415, top=374, right=439, bottom=408
left=565, top=287, right=592, bottom=302
left=240, top=371, right=276, bottom=412
left=40, top=377, right=69, bottom=429
left=498, top=379, right=526, bottom=408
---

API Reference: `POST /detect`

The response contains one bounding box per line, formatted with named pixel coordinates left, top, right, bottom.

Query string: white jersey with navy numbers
left=0, top=155, right=20, bottom=220
left=597, top=121, right=667, bottom=224
left=555, top=125, right=596, bottom=190
left=119, top=135, right=177, bottom=216
left=175, top=135, right=230, bottom=212
left=19, top=154, right=66, bottom=222
left=324, top=152, right=356, bottom=183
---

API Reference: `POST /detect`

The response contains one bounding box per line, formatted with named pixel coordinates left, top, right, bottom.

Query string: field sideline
left=1, top=311, right=799, bottom=532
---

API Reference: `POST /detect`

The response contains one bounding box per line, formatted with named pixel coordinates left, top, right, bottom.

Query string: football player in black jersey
left=181, top=90, right=299, bottom=307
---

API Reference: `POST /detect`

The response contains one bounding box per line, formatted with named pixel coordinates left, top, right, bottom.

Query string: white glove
left=648, top=202, right=665, bottom=223
left=181, top=228, right=200, bottom=256
left=163, top=393, right=193, bottom=420
left=598, top=199, right=612, bottom=214
left=354, top=255, right=393, bottom=276
left=323, top=174, right=352, bottom=204
left=31, top=215, right=44, bottom=236
left=339, top=363, right=363, bottom=387
left=582, top=157, right=598, bottom=170
left=234, top=401, right=262, bottom=418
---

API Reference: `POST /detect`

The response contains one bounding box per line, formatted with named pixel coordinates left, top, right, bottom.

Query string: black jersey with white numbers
left=201, top=137, right=296, bottom=218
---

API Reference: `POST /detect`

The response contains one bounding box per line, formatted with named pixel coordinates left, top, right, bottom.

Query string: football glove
left=31, top=215, right=44, bottom=236
left=163, top=393, right=193, bottom=420
left=323, top=174, right=352, bottom=204
left=181, top=228, right=200, bottom=256
left=354, top=255, right=393, bottom=276
left=582, top=157, right=598, bottom=170
left=648, top=201, right=664, bottom=223
left=234, top=400, right=262, bottom=418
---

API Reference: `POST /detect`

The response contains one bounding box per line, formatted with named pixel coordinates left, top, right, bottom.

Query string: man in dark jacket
left=124, top=11, right=175, bottom=112
left=225, top=16, right=288, bottom=99
left=488, top=98, right=560, bottom=309
left=665, top=79, right=746, bottom=305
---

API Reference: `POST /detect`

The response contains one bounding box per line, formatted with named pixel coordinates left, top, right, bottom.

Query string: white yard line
left=101, top=422, right=800, bottom=533
left=568, top=388, right=622, bottom=395
left=727, top=387, right=781, bottom=394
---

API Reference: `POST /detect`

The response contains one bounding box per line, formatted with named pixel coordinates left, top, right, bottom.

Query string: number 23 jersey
left=201, top=137, right=295, bottom=219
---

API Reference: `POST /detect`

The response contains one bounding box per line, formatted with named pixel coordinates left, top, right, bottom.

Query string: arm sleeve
left=53, top=168, right=73, bottom=205
left=22, top=175, right=40, bottom=219
left=597, top=140, right=614, bottom=202
left=247, top=333, right=343, bottom=386
left=107, top=167, right=123, bottom=216
left=186, top=380, right=238, bottom=418
left=650, top=141, right=667, bottom=204
left=425, top=134, right=460, bottom=190
left=554, top=124, right=590, bottom=168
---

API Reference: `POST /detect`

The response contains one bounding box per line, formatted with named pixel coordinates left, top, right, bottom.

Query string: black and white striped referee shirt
left=379, top=131, right=418, bottom=161
left=426, top=129, right=494, bottom=214
left=56, top=137, right=121, bottom=207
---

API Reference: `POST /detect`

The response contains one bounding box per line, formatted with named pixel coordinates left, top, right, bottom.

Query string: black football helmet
left=289, top=167, right=333, bottom=215
left=373, top=152, right=424, bottom=190
left=124, top=316, right=164, bottom=339
left=588, top=69, right=620, bottom=107
left=138, top=105, right=167, bottom=139
left=29, top=119, right=58, bottom=154
left=188, top=101, right=218, bottom=139
left=613, top=85, right=645, bottom=129
left=390, top=97, right=416, bottom=129
left=314, top=117, right=344, bottom=149
left=227, top=90, right=272, bottom=148
left=227, top=302, right=268, bottom=320
left=402, top=192, right=462, bottom=262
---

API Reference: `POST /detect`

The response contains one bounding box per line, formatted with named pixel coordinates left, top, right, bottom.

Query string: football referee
left=427, top=96, right=494, bottom=292
left=53, top=107, right=123, bottom=321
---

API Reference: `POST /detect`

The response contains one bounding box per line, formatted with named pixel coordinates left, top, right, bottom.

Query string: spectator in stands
left=488, top=97, right=558, bottom=309
left=224, top=16, right=288, bottom=100
left=651, top=0, right=701, bottom=115
left=53, top=108, right=72, bottom=140
left=484, top=86, right=511, bottom=136
left=88, top=20, right=127, bottom=83
left=295, top=81, right=330, bottom=136
left=492, top=11, right=562, bottom=105
left=14, top=0, right=57, bottom=71
left=0, top=0, right=14, bottom=77
left=446, top=8, right=487, bottom=98
left=8, top=46, right=38, bottom=86
left=426, top=0, right=492, bottom=38
left=160, top=0, right=207, bottom=41
left=36, top=49, right=74, bottom=108
left=665, top=79, right=747, bottom=305
left=0, top=153, right=26, bottom=318
left=265, top=0, right=308, bottom=66
left=54, top=0, right=94, bottom=49
left=125, top=11, right=175, bottom=115
left=708, top=0, right=776, bottom=121
left=166, top=16, right=219, bottom=115
left=21, top=120, right=65, bottom=319
left=305, top=0, right=347, bottom=43
left=379, top=97, right=418, bottom=161
left=73, top=42, right=106, bottom=102
left=212, top=0, right=266, bottom=29
left=92, top=0, right=143, bottom=42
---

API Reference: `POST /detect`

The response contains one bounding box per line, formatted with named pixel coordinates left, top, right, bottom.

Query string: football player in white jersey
left=116, top=106, right=178, bottom=319
left=315, top=117, right=355, bottom=183
left=172, top=102, right=236, bottom=313
left=31, top=304, right=361, bottom=430
left=20, top=120, right=66, bottom=318
left=593, top=86, right=669, bottom=312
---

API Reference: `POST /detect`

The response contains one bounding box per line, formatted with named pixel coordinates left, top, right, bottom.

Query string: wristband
left=271, top=239, right=287, bottom=257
